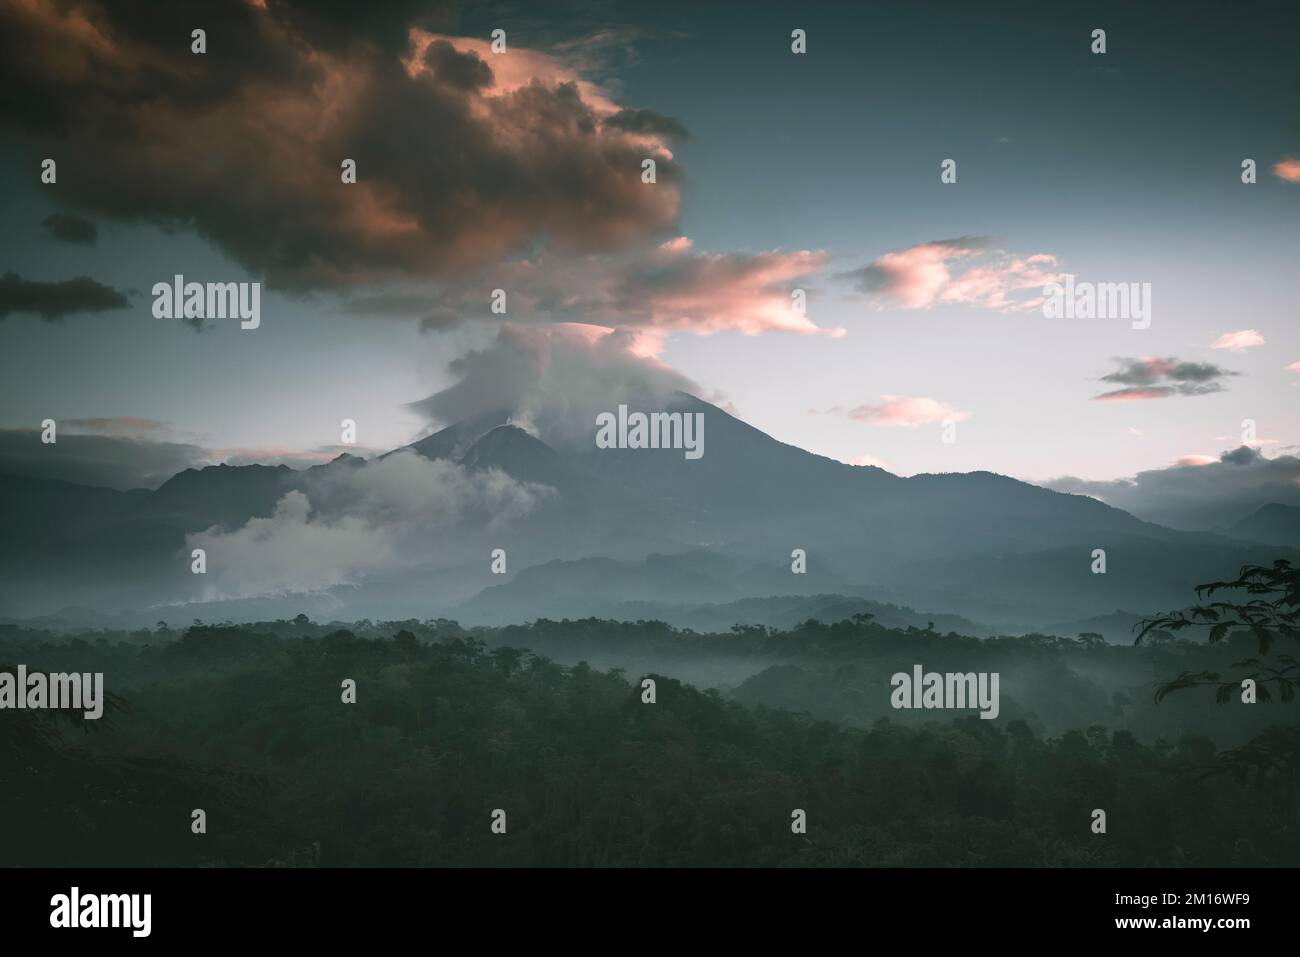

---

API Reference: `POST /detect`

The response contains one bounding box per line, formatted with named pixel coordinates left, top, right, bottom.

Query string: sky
left=0, top=0, right=1297, bottom=495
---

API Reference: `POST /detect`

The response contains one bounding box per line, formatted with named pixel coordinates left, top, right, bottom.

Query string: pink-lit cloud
left=391, top=237, right=838, bottom=338
left=1214, top=435, right=1280, bottom=447
left=841, top=237, right=1064, bottom=312
left=1096, top=389, right=1168, bottom=402
left=1210, top=329, right=1265, bottom=352
left=850, top=454, right=891, bottom=469
left=846, top=395, right=972, bottom=428
left=1273, top=158, right=1300, bottom=183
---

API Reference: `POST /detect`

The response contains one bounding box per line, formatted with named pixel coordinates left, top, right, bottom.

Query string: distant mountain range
left=1225, top=503, right=1300, bottom=549
left=1, top=393, right=1295, bottom=632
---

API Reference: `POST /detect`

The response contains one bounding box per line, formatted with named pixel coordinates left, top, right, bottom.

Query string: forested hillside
left=3, top=604, right=1297, bottom=866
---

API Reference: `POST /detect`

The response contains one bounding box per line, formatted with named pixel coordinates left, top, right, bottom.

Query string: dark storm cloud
left=422, top=38, right=494, bottom=89
left=1221, top=445, right=1261, bottom=466
left=263, top=0, right=457, bottom=57
left=1095, top=357, right=1237, bottom=401
left=420, top=306, right=466, bottom=332
left=1046, top=446, right=1300, bottom=531
left=0, top=272, right=129, bottom=321
left=340, top=291, right=441, bottom=317
left=0, top=0, right=313, bottom=130
left=0, top=427, right=206, bottom=490
left=41, top=213, right=97, bottom=244
left=0, top=1, right=684, bottom=290
left=339, top=291, right=466, bottom=331
left=604, top=107, right=689, bottom=141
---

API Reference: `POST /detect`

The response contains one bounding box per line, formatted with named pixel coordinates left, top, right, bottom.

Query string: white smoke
left=185, top=451, right=551, bottom=600
left=408, top=322, right=706, bottom=449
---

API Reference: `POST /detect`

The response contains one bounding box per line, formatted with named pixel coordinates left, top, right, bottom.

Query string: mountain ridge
left=1, top=392, right=1295, bottom=628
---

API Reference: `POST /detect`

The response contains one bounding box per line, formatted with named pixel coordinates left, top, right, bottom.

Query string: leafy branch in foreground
left=1152, top=659, right=1300, bottom=705
left=1136, top=560, right=1300, bottom=704
left=0, top=663, right=132, bottom=763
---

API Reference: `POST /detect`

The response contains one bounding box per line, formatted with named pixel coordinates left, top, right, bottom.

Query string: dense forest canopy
left=3, top=561, right=1298, bottom=866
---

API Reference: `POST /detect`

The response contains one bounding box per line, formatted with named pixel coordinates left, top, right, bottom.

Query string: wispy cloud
left=0, top=425, right=205, bottom=490
left=408, top=237, right=837, bottom=338
left=62, top=417, right=168, bottom=439
left=1273, top=157, right=1300, bottom=183
left=0, top=272, right=129, bottom=321
left=846, top=395, right=972, bottom=427
left=839, top=237, right=1062, bottom=312
left=1210, top=329, right=1265, bottom=352
left=41, top=212, right=97, bottom=245
left=1094, top=356, right=1237, bottom=401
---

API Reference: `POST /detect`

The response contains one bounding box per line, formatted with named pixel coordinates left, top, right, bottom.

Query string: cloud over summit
left=408, top=323, right=704, bottom=449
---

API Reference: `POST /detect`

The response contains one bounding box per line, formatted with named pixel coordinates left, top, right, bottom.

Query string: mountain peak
left=458, top=424, right=579, bottom=490
left=401, top=408, right=512, bottom=462
left=1228, top=502, right=1300, bottom=548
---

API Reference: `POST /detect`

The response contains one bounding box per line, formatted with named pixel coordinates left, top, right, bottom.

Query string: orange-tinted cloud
left=1273, top=157, right=1300, bottom=183
left=850, top=454, right=891, bottom=470
left=841, top=237, right=1063, bottom=312
left=1210, top=329, right=1265, bottom=351
left=0, top=1, right=684, bottom=290
left=847, top=395, right=972, bottom=427
left=403, top=237, right=837, bottom=337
